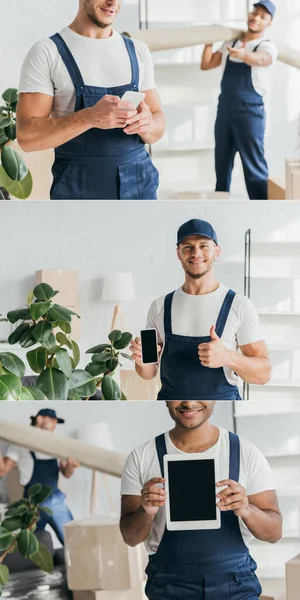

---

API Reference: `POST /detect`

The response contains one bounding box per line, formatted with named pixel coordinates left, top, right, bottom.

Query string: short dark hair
left=30, top=416, right=37, bottom=426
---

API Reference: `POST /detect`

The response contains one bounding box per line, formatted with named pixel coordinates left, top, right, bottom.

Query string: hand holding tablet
left=141, top=477, right=166, bottom=515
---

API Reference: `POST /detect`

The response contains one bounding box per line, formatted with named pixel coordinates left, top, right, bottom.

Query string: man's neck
left=182, top=275, right=220, bottom=297
left=243, top=29, right=265, bottom=42
left=169, top=423, right=220, bottom=453
left=69, top=15, right=113, bottom=39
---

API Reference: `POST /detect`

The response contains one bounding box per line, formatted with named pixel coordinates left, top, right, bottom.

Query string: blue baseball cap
left=33, top=408, right=64, bottom=424
left=253, top=1, right=276, bottom=18
left=177, top=219, right=218, bottom=246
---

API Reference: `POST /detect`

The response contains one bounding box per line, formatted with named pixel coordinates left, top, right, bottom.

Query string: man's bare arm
left=201, top=46, right=222, bottom=70
left=0, top=451, right=16, bottom=478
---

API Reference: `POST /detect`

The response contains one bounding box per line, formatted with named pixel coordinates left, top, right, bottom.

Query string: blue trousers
left=36, top=493, right=73, bottom=545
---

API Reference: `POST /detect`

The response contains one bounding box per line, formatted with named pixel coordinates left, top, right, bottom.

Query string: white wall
left=0, top=200, right=299, bottom=365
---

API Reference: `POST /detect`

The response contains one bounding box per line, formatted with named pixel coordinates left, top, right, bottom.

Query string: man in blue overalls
left=17, top=0, right=165, bottom=200
left=201, top=1, right=277, bottom=200
left=0, top=409, right=79, bottom=545
left=130, top=218, right=271, bottom=400
left=120, top=401, right=282, bottom=600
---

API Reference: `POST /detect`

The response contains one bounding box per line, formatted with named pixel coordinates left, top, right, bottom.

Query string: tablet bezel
left=164, top=453, right=221, bottom=531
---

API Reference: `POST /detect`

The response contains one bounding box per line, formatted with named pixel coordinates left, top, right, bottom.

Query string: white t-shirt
left=5, top=444, right=58, bottom=486
left=146, top=283, right=263, bottom=387
left=121, top=428, right=275, bottom=554
left=19, top=28, right=156, bottom=118
left=219, top=36, right=278, bottom=96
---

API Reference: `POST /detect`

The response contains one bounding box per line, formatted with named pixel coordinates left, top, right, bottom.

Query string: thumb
left=210, top=325, right=219, bottom=341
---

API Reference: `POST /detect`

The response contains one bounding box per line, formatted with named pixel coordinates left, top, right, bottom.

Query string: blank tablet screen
left=167, top=459, right=216, bottom=522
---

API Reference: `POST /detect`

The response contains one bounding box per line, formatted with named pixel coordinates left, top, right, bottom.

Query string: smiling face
left=167, top=401, right=216, bottom=430
left=177, top=235, right=220, bottom=280
left=36, top=416, right=57, bottom=432
left=248, top=5, right=272, bottom=34
left=82, top=0, right=122, bottom=28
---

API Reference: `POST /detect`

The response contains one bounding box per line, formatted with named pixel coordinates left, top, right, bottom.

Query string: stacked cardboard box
left=285, top=158, right=300, bottom=200
left=286, top=554, right=300, bottom=600
left=64, top=516, right=147, bottom=600
left=35, top=270, right=81, bottom=340
left=268, top=176, right=286, bottom=200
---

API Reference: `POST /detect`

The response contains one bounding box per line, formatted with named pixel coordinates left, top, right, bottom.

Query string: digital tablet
left=164, top=453, right=220, bottom=531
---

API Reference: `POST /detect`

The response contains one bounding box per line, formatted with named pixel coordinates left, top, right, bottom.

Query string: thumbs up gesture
left=198, top=325, right=228, bottom=369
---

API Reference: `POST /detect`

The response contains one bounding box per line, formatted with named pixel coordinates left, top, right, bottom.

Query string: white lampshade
left=78, top=423, right=114, bottom=451
left=101, top=273, right=135, bottom=303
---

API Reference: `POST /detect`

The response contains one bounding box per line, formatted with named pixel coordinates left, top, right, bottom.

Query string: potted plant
left=0, top=88, right=33, bottom=200
left=0, top=483, right=54, bottom=595
left=4, top=284, right=133, bottom=400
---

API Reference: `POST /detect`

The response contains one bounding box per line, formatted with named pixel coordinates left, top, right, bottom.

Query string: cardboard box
left=268, top=177, right=286, bottom=200
left=285, top=158, right=300, bottom=199
left=64, top=516, right=147, bottom=591
left=35, top=270, right=79, bottom=307
left=286, top=553, right=300, bottom=600
left=73, top=582, right=146, bottom=600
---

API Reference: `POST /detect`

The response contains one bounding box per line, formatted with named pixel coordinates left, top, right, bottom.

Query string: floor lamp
left=101, top=273, right=135, bottom=332
left=78, top=423, right=115, bottom=515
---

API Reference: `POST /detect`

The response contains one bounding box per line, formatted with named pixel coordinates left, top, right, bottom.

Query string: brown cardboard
left=285, top=158, right=300, bottom=199
left=286, top=553, right=300, bottom=600
left=35, top=270, right=79, bottom=307
left=268, top=177, right=286, bottom=200
left=73, top=583, right=146, bottom=600
left=64, top=516, right=147, bottom=591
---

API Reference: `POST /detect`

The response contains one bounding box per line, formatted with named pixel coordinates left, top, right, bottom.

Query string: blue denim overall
left=145, top=432, right=262, bottom=600
left=24, top=452, right=73, bottom=545
left=49, top=33, right=159, bottom=200
left=157, top=289, right=241, bottom=400
left=215, top=40, right=268, bottom=200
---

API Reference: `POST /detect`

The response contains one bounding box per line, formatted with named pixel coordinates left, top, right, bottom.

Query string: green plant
left=0, top=483, right=54, bottom=595
left=0, top=88, right=33, bottom=199
left=6, top=283, right=97, bottom=400
left=84, top=330, right=133, bottom=400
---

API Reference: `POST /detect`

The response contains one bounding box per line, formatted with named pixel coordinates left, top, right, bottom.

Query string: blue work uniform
left=49, top=33, right=159, bottom=200
left=24, top=452, right=73, bottom=545
left=215, top=40, right=269, bottom=200
left=145, top=432, right=262, bottom=600
left=157, top=289, right=242, bottom=400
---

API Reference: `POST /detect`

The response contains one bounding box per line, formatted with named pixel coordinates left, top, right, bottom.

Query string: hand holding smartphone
left=121, top=91, right=145, bottom=109
left=140, top=329, right=159, bottom=364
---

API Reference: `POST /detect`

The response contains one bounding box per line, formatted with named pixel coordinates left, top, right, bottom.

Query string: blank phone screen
left=167, top=459, right=216, bottom=522
left=141, top=330, right=158, bottom=363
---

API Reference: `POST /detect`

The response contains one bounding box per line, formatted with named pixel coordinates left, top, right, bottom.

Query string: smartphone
left=141, top=329, right=158, bottom=364
left=121, top=91, right=145, bottom=109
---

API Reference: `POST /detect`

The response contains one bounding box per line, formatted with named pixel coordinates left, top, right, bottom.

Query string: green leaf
left=106, top=357, right=119, bottom=372
left=48, top=305, right=72, bottom=323
left=30, top=301, right=51, bottom=321
left=108, top=330, right=122, bottom=344
left=70, top=339, right=80, bottom=368
left=54, top=348, right=72, bottom=379
left=2, top=88, right=18, bottom=105
left=0, top=526, right=13, bottom=552
left=0, top=352, right=26, bottom=377
left=27, top=289, right=35, bottom=306
left=33, top=485, right=52, bottom=504
left=56, top=332, right=68, bottom=346
left=57, top=321, right=71, bottom=334
left=4, top=122, right=16, bottom=141
left=0, top=564, right=9, bottom=586
left=0, top=165, right=32, bottom=199
left=85, top=362, right=108, bottom=377
left=0, top=373, right=21, bottom=401
left=19, top=325, right=38, bottom=348
left=0, top=116, right=11, bottom=128
left=68, top=370, right=95, bottom=390
left=121, top=392, right=127, bottom=400
left=7, top=308, right=31, bottom=324
left=27, top=483, right=42, bottom=500
left=120, top=353, right=133, bottom=362
left=26, top=347, right=47, bottom=373
left=33, top=283, right=56, bottom=302
left=0, top=130, right=9, bottom=147
left=30, top=542, right=53, bottom=574
left=5, top=505, right=28, bottom=517
left=86, top=343, right=111, bottom=354
left=39, top=506, right=52, bottom=515
left=91, top=349, right=111, bottom=362
left=21, top=510, right=36, bottom=529
left=113, top=332, right=133, bottom=350
left=42, top=334, right=56, bottom=351
left=70, top=379, right=97, bottom=399
left=61, top=307, right=80, bottom=318
left=8, top=322, right=30, bottom=344
left=2, top=516, right=23, bottom=531
left=37, top=367, right=68, bottom=400
left=101, top=375, right=121, bottom=400
left=18, top=530, right=39, bottom=558
left=1, top=146, right=28, bottom=181
left=32, top=321, right=52, bottom=344
left=19, top=386, right=48, bottom=400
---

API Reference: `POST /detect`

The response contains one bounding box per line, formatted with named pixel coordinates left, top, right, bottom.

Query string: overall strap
left=253, top=39, right=270, bottom=52
left=229, top=432, right=240, bottom=482
left=155, top=433, right=168, bottom=478
left=215, top=289, right=236, bottom=338
left=231, top=39, right=240, bottom=49
left=50, top=33, right=85, bottom=87
left=30, top=451, right=36, bottom=460
left=122, top=35, right=139, bottom=89
left=163, top=292, right=175, bottom=336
